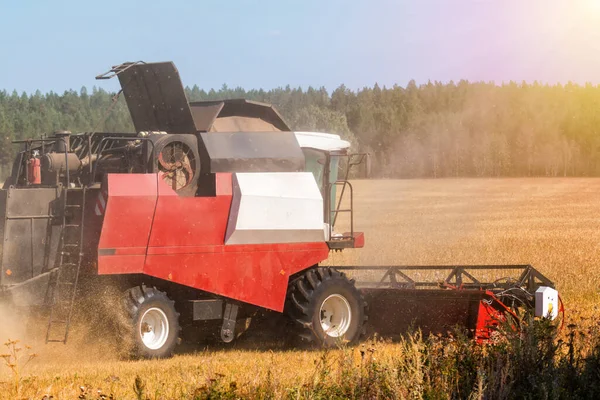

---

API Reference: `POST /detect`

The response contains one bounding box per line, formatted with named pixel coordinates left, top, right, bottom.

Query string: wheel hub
left=319, top=294, right=352, bottom=338
left=139, top=307, right=169, bottom=350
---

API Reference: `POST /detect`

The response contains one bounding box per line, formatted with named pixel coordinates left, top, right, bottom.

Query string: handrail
left=90, top=136, right=155, bottom=185
left=328, top=180, right=354, bottom=241
left=95, top=61, right=146, bottom=80
left=331, top=153, right=368, bottom=227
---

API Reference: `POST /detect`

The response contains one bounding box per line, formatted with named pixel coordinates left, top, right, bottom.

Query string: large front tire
left=124, top=285, right=180, bottom=359
left=287, top=267, right=367, bottom=347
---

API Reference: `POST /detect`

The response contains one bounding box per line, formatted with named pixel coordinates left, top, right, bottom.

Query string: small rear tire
left=124, top=285, right=180, bottom=359
left=286, top=267, right=367, bottom=347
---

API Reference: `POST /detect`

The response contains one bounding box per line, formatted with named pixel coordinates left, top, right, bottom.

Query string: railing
left=11, top=133, right=141, bottom=187
left=69, top=132, right=139, bottom=173
left=328, top=180, right=354, bottom=243
left=326, top=153, right=369, bottom=248
left=95, top=61, right=146, bottom=80
left=89, top=136, right=155, bottom=184
left=335, top=264, right=555, bottom=293
left=331, top=153, right=368, bottom=228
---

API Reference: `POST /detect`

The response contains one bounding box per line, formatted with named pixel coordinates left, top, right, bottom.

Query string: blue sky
left=1, top=0, right=600, bottom=94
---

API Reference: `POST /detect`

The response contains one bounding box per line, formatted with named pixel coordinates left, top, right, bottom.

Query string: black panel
left=192, top=299, right=224, bottom=321
left=0, top=187, right=62, bottom=285
left=117, top=62, right=196, bottom=133
left=362, top=289, right=483, bottom=337
left=199, top=131, right=304, bottom=173
left=189, top=101, right=224, bottom=132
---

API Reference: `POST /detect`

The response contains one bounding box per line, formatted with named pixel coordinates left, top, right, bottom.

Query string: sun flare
left=584, top=0, right=600, bottom=12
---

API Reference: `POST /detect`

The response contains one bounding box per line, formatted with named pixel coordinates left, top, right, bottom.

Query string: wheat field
left=1, top=178, right=600, bottom=399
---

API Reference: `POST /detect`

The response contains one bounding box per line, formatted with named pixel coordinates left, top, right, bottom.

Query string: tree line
left=1, top=80, right=600, bottom=178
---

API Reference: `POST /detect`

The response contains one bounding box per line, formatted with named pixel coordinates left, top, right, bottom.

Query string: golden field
left=2, top=178, right=600, bottom=399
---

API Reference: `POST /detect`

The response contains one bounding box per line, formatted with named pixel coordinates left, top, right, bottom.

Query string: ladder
left=45, top=187, right=86, bottom=344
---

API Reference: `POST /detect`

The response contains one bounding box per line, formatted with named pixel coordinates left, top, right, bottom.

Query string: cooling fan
left=157, top=141, right=197, bottom=191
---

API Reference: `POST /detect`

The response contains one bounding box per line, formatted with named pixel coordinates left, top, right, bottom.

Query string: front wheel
left=124, top=285, right=180, bottom=359
left=286, top=267, right=367, bottom=347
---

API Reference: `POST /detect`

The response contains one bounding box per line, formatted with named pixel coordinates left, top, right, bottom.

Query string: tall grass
left=189, top=321, right=600, bottom=399
left=4, top=319, right=600, bottom=399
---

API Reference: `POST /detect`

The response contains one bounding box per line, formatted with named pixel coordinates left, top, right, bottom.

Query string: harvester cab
left=0, top=61, right=560, bottom=358
left=295, top=131, right=368, bottom=248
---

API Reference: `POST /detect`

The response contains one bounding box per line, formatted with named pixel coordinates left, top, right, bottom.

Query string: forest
left=1, top=80, right=600, bottom=178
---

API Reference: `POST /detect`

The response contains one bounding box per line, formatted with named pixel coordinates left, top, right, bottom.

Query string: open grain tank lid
left=117, top=62, right=290, bottom=133
left=117, top=62, right=196, bottom=133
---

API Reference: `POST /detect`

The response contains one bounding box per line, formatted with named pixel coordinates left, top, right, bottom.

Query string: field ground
left=2, top=178, right=600, bottom=399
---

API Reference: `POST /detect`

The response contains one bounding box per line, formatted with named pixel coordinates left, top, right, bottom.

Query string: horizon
left=3, top=77, right=600, bottom=98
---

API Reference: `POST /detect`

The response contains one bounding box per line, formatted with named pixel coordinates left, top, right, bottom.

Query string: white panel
left=294, top=131, right=351, bottom=152
left=225, top=172, right=325, bottom=245
left=535, top=286, right=559, bottom=320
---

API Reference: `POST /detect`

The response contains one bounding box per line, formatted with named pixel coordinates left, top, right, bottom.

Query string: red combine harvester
left=0, top=62, right=559, bottom=358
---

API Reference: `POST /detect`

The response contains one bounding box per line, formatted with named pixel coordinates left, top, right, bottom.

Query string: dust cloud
left=0, top=284, right=132, bottom=368
left=0, top=303, right=27, bottom=347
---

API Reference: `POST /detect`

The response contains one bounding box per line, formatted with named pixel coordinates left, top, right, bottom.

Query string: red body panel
left=144, top=244, right=327, bottom=311
left=98, top=174, right=158, bottom=274
left=97, top=173, right=330, bottom=312
left=475, top=291, right=518, bottom=343
left=149, top=174, right=232, bottom=247
left=343, top=231, right=365, bottom=248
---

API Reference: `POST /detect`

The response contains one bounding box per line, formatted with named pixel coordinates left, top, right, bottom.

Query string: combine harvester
left=0, top=62, right=560, bottom=358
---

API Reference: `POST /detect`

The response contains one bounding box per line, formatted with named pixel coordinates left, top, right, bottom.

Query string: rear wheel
left=286, top=267, right=367, bottom=347
left=124, top=285, right=180, bottom=359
